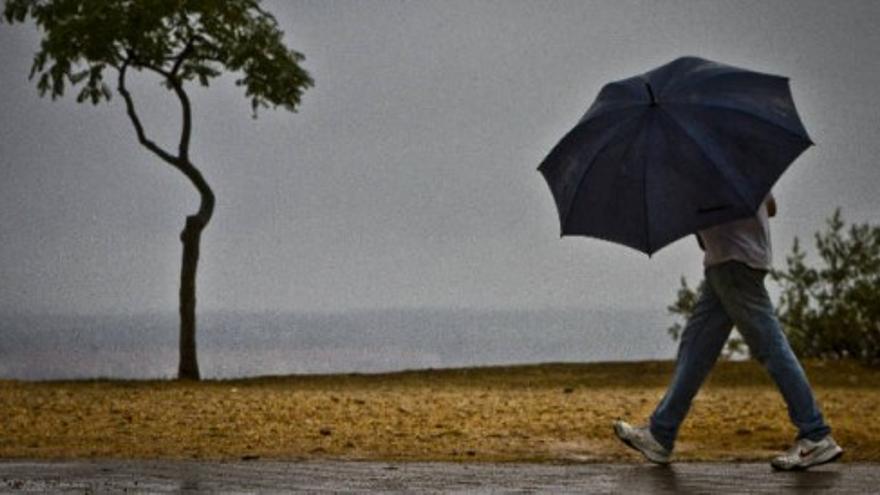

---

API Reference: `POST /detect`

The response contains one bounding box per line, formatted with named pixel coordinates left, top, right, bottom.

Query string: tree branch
left=119, top=58, right=211, bottom=223
left=170, top=37, right=194, bottom=77
left=168, top=38, right=195, bottom=160
left=117, top=59, right=178, bottom=167
left=171, top=79, right=192, bottom=161
left=245, top=0, right=273, bottom=20
left=143, top=63, right=193, bottom=161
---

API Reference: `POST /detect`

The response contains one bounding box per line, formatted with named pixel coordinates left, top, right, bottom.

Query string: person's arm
left=766, top=193, right=777, bottom=218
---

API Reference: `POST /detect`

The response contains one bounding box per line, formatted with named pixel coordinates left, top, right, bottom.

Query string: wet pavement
left=0, top=459, right=875, bottom=493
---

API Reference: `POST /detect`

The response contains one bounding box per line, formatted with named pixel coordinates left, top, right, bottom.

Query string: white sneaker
left=613, top=420, right=671, bottom=464
left=771, top=435, right=844, bottom=471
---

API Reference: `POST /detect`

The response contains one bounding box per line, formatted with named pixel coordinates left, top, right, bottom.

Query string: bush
left=668, top=209, right=880, bottom=366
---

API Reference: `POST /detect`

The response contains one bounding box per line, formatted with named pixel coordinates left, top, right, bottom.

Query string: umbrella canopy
left=538, top=56, right=813, bottom=255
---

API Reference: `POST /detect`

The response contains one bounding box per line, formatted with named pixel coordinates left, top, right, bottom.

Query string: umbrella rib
left=642, top=125, right=652, bottom=255
left=661, top=72, right=721, bottom=97
left=560, top=143, right=613, bottom=235
left=579, top=102, right=646, bottom=125
left=559, top=112, right=645, bottom=233
left=662, top=67, right=764, bottom=97
left=657, top=109, right=755, bottom=211
left=666, top=101, right=812, bottom=143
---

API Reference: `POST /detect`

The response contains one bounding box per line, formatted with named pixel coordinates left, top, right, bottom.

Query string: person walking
left=613, top=193, right=843, bottom=471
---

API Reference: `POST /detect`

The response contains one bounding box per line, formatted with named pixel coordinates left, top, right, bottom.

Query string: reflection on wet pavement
left=0, top=460, right=869, bottom=494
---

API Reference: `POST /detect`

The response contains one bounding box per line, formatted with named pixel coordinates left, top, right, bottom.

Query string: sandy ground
left=1, top=360, right=878, bottom=463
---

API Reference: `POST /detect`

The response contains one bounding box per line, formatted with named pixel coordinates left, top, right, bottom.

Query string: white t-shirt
left=697, top=194, right=773, bottom=271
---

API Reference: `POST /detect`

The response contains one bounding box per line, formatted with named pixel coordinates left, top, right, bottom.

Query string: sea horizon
left=1, top=306, right=679, bottom=381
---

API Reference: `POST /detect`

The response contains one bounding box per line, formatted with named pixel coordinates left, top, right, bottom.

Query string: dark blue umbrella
left=538, top=56, right=813, bottom=255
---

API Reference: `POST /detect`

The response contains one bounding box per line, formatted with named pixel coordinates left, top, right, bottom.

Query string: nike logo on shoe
left=799, top=446, right=819, bottom=458
left=772, top=436, right=843, bottom=471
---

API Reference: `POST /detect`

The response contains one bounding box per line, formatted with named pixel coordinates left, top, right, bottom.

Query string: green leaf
left=7, top=0, right=312, bottom=112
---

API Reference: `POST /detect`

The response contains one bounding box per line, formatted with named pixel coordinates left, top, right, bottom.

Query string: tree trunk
left=178, top=215, right=206, bottom=380
left=175, top=170, right=213, bottom=381
left=117, top=62, right=213, bottom=381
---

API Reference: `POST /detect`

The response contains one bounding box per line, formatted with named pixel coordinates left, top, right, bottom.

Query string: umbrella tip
left=645, top=82, right=658, bottom=106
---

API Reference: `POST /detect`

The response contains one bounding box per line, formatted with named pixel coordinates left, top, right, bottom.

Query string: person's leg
left=707, top=261, right=831, bottom=442
left=649, top=277, right=734, bottom=451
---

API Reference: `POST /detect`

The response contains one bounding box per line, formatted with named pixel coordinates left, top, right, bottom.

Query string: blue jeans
left=649, top=260, right=830, bottom=451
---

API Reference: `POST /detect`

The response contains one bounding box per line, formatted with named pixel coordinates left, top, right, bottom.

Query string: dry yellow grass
left=1, top=359, right=878, bottom=463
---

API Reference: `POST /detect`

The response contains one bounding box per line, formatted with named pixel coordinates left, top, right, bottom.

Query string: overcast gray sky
left=1, top=0, right=878, bottom=316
